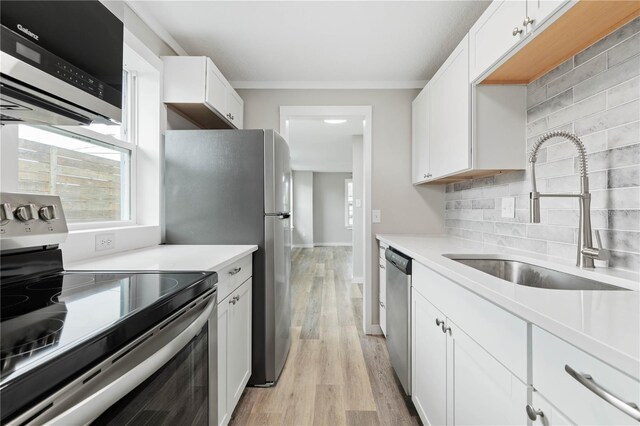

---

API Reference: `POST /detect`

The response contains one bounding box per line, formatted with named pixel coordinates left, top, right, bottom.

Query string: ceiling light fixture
left=324, top=119, right=347, bottom=124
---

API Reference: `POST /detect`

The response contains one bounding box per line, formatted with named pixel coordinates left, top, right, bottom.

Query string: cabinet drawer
left=532, top=326, right=640, bottom=425
left=217, top=255, right=252, bottom=302
left=413, top=262, right=527, bottom=380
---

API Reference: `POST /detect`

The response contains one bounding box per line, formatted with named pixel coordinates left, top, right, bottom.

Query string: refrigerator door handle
left=265, top=212, right=290, bottom=219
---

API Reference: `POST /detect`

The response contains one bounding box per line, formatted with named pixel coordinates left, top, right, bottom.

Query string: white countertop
left=67, top=244, right=258, bottom=272
left=377, top=234, right=640, bottom=378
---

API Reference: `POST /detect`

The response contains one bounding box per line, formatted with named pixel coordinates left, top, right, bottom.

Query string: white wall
left=313, top=172, right=353, bottom=246
left=292, top=170, right=314, bottom=247
left=352, top=136, right=364, bottom=281
left=238, top=88, right=446, bottom=326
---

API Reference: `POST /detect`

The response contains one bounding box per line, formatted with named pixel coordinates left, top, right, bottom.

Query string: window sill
left=69, top=222, right=148, bottom=234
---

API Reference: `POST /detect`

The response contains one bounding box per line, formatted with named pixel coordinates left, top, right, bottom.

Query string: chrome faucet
left=529, top=130, right=608, bottom=268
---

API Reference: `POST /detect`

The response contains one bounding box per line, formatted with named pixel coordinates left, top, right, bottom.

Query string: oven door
left=9, top=291, right=217, bottom=426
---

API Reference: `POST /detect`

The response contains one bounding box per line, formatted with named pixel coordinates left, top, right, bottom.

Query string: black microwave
left=0, top=1, right=123, bottom=125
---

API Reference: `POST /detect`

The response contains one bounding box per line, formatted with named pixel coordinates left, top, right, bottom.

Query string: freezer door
left=264, top=130, right=291, bottom=215
left=264, top=213, right=291, bottom=382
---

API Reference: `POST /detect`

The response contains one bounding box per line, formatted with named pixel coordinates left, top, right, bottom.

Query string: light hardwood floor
left=229, top=247, right=420, bottom=426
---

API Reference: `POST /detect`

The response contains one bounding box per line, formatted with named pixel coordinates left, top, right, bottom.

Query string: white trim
left=280, top=105, right=374, bottom=335
left=124, top=0, right=189, bottom=56
left=352, top=276, right=364, bottom=284
left=292, top=244, right=315, bottom=249
left=231, top=80, right=427, bottom=90
left=313, top=242, right=353, bottom=247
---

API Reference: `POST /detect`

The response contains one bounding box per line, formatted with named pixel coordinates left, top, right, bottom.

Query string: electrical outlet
left=501, top=197, right=516, bottom=218
left=372, top=209, right=381, bottom=223
left=95, top=233, right=115, bottom=251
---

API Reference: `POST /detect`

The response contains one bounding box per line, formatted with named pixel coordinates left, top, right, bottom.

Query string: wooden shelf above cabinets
left=481, top=0, right=640, bottom=85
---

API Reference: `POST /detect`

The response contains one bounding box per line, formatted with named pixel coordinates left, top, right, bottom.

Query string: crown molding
left=124, top=0, right=189, bottom=56
left=230, top=80, right=428, bottom=90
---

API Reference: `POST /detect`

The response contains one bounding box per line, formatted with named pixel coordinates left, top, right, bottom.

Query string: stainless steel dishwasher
left=385, top=247, right=412, bottom=396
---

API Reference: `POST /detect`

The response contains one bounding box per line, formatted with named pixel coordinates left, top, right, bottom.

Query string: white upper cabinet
left=205, top=59, right=228, bottom=115
left=411, top=84, right=430, bottom=184
left=525, top=0, right=567, bottom=32
left=163, top=56, right=244, bottom=129
left=225, top=87, right=244, bottom=130
left=469, top=0, right=528, bottom=82
left=412, top=34, right=526, bottom=184
left=429, top=35, right=471, bottom=180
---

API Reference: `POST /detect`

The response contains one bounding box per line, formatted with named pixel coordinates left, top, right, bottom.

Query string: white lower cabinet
left=528, top=392, right=573, bottom=426
left=412, top=287, right=527, bottom=425
left=449, top=320, right=527, bottom=425
left=379, top=256, right=387, bottom=336
left=218, top=277, right=252, bottom=426
left=412, top=290, right=447, bottom=425
left=532, top=326, right=640, bottom=425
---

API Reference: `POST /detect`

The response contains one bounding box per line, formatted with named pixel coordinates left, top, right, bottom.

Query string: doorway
left=279, top=106, right=374, bottom=335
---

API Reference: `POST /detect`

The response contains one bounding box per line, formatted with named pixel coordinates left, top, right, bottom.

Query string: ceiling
left=131, top=1, right=491, bottom=88
left=288, top=117, right=363, bottom=172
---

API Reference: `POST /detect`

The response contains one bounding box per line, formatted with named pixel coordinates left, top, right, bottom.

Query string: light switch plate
left=501, top=197, right=515, bottom=218
left=372, top=209, right=381, bottom=223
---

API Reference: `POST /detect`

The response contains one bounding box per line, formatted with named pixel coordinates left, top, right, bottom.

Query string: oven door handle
left=40, top=296, right=215, bottom=426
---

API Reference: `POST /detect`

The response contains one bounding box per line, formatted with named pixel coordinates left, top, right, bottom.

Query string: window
left=345, top=179, right=353, bottom=228
left=16, top=125, right=133, bottom=222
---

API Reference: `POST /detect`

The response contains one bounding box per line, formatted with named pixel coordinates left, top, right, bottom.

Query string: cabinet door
left=412, top=288, right=447, bottom=426
left=526, top=1, right=567, bottom=32
left=529, top=392, right=574, bottom=426
left=217, top=296, right=230, bottom=426
left=429, top=36, right=471, bottom=180
left=379, top=258, right=387, bottom=336
left=226, top=87, right=244, bottom=129
left=205, top=59, right=227, bottom=115
left=227, top=278, right=252, bottom=410
left=448, top=320, right=528, bottom=426
left=412, top=84, right=430, bottom=183
left=469, top=0, right=527, bottom=81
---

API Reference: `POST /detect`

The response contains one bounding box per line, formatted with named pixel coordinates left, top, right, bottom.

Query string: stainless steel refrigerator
left=164, top=129, right=291, bottom=386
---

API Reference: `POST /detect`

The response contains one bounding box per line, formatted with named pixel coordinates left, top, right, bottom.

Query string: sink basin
left=448, top=257, right=628, bottom=291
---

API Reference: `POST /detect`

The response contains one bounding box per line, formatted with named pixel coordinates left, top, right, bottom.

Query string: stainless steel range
left=0, top=192, right=218, bottom=425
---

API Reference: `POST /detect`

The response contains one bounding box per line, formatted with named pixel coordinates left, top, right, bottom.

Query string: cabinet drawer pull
left=565, top=364, right=640, bottom=421
left=525, top=404, right=543, bottom=421
left=229, top=267, right=242, bottom=276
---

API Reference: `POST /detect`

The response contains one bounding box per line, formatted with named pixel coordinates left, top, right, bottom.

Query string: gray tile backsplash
left=445, top=17, right=640, bottom=272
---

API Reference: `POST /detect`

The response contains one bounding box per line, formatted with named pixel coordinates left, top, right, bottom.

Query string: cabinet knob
left=525, top=404, right=544, bottom=421
left=523, top=16, right=535, bottom=26
left=380, top=301, right=385, bottom=308
left=423, top=174, right=427, bottom=178
left=229, top=267, right=242, bottom=276
left=435, top=318, right=445, bottom=327
left=512, top=27, right=524, bottom=36
left=441, top=324, right=451, bottom=334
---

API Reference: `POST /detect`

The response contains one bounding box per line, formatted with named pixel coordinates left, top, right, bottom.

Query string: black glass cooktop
left=0, top=270, right=217, bottom=422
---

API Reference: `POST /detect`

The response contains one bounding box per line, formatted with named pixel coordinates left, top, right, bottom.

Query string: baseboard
left=313, top=242, right=353, bottom=247
left=352, top=276, right=364, bottom=284
left=366, top=324, right=383, bottom=336
left=292, top=244, right=314, bottom=248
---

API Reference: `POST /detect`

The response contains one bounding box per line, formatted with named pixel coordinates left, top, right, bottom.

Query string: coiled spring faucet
left=529, top=130, right=608, bottom=268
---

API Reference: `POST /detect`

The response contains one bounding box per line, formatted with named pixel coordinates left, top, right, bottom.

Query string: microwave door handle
left=38, top=298, right=215, bottom=426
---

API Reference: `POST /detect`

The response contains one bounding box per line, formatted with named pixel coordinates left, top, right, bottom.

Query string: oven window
left=91, top=325, right=209, bottom=425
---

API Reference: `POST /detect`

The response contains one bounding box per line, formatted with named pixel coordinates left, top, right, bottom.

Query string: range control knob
left=39, top=205, right=58, bottom=221
left=15, top=204, right=37, bottom=222
left=0, top=203, right=14, bottom=223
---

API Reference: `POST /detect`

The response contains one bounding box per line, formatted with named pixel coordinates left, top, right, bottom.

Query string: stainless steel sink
left=448, top=257, right=628, bottom=291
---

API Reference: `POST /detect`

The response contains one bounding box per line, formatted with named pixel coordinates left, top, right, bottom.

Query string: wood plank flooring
left=229, top=247, right=420, bottom=426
